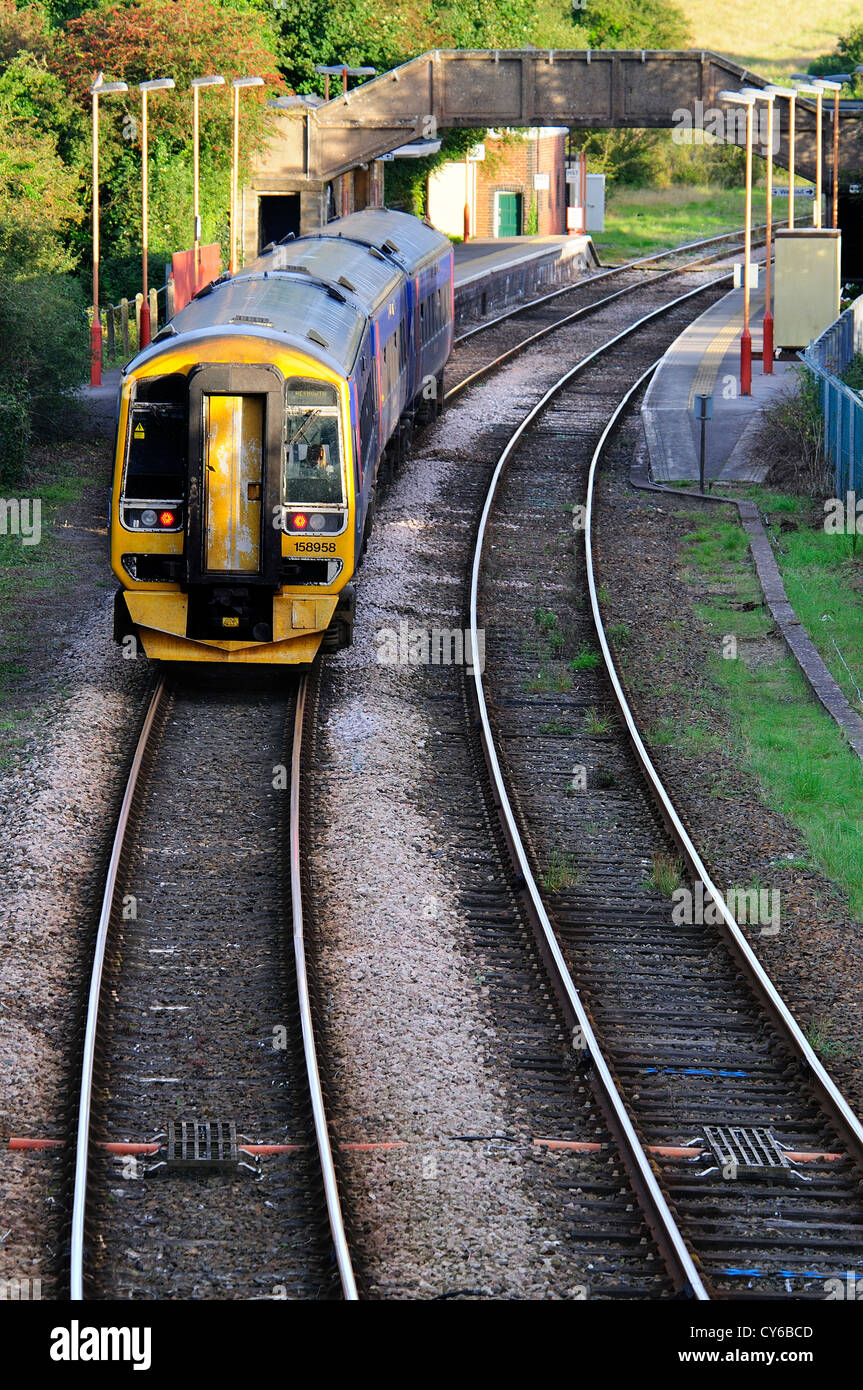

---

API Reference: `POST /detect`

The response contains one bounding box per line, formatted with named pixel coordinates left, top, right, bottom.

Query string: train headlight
left=141, top=508, right=158, bottom=527
left=309, top=514, right=326, bottom=532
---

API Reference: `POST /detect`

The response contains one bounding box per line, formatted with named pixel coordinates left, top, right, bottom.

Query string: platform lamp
left=791, top=77, right=825, bottom=227
left=741, top=87, right=777, bottom=373
left=139, top=78, right=175, bottom=349
left=190, top=75, right=225, bottom=267
left=314, top=64, right=376, bottom=102
left=719, top=89, right=758, bottom=395
left=89, top=73, right=128, bottom=387
left=762, top=85, right=797, bottom=227
left=814, top=77, right=850, bottom=229
left=230, top=77, right=264, bottom=275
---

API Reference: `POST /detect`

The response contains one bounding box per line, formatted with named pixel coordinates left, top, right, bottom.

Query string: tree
left=0, top=0, right=49, bottom=70
left=581, top=0, right=690, bottom=49
left=48, top=0, right=286, bottom=275
left=0, top=56, right=83, bottom=275
left=810, top=23, right=863, bottom=94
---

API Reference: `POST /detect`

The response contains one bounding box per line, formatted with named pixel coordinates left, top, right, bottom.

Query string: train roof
left=303, top=207, right=452, bottom=276
left=168, top=271, right=367, bottom=371
left=248, top=239, right=404, bottom=313
left=125, top=210, right=452, bottom=380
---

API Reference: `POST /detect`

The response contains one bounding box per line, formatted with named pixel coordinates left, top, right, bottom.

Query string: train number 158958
left=294, top=540, right=337, bottom=553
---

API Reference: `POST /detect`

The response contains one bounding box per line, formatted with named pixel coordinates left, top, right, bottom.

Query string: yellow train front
left=110, top=209, right=454, bottom=664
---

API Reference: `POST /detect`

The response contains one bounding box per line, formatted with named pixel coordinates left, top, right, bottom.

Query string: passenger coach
left=110, top=208, right=454, bottom=663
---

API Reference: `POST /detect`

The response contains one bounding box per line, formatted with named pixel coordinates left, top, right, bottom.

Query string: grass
left=539, top=715, right=574, bottom=736
left=679, top=0, right=860, bottom=82
left=584, top=705, right=613, bottom=735
left=645, top=851, right=683, bottom=897
left=541, top=849, right=580, bottom=894
left=595, top=186, right=796, bottom=265
left=534, top=605, right=565, bottom=655
left=534, top=606, right=558, bottom=634
left=737, top=487, right=863, bottom=717
left=804, top=1016, right=855, bottom=1061
left=526, top=665, right=572, bottom=693
left=570, top=645, right=602, bottom=671
left=682, top=515, right=863, bottom=917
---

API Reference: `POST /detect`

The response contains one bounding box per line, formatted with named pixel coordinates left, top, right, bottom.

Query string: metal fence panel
left=803, top=295, right=863, bottom=496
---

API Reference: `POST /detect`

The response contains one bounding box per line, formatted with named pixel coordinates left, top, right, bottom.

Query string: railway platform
left=642, top=285, right=799, bottom=485
left=452, top=234, right=597, bottom=327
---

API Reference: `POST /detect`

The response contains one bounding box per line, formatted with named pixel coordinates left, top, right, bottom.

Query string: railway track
left=68, top=666, right=356, bottom=1300
left=447, top=223, right=780, bottom=400
left=464, top=283, right=863, bottom=1296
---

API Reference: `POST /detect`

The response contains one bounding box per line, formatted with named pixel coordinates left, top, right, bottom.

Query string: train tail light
left=159, top=510, right=176, bottom=528
left=292, top=512, right=309, bottom=530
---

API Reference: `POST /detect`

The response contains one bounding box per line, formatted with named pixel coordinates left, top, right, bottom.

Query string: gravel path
left=0, top=591, right=150, bottom=1297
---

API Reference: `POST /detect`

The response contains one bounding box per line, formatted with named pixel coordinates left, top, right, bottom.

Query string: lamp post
left=763, top=85, right=797, bottom=227
left=792, top=78, right=825, bottom=226
left=742, top=86, right=777, bottom=373
left=314, top=63, right=376, bottom=102
left=190, top=75, right=224, bottom=267
left=719, top=90, right=757, bottom=395
left=815, top=77, right=850, bottom=229
left=138, top=78, right=175, bottom=349
left=230, top=76, right=264, bottom=275
left=88, top=73, right=128, bottom=387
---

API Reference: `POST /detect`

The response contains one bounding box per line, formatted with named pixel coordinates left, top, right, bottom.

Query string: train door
left=186, top=363, right=284, bottom=597
left=202, top=394, right=264, bottom=572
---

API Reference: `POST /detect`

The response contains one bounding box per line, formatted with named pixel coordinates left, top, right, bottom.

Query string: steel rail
left=447, top=248, right=744, bottom=402
left=70, top=672, right=358, bottom=1300
left=452, top=220, right=781, bottom=351
left=289, top=672, right=358, bottom=1300
left=70, top=674, right=167, bottom=1300
left=583, top=365, right=863, bottom=1173
left=466, top=281, right=736, bottom=1301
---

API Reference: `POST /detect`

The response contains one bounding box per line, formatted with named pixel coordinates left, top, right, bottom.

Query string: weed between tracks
left=541, top=849, right=580, bottom=894
left=645, top=851, right=683, bottom=897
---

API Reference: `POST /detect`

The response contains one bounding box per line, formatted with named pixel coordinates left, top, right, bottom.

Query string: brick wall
left=474, top=132, right=566, bottom=238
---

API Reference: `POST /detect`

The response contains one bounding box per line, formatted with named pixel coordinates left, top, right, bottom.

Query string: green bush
left=0, top=272, right=88, bottom=480
left=97, top=252, right=172, bottom=309
left=0, top=374, right=31, bottom=485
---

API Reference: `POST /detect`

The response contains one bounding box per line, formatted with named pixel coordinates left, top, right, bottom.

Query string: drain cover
left=703, top=1124, right=794, bottom=1174
left=166, top=1120, right=238, bottom=1169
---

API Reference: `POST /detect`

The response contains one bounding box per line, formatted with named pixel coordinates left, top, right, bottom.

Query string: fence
left=102, top=280, right=176, bottom=362
left=801, top=295, right=863, bottom=497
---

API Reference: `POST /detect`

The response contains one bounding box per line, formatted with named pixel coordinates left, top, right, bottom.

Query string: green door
left=496, top=192, right=521, bottom=238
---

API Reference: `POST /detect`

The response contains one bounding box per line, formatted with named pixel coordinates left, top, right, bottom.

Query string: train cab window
left=284, top=378, right=346, bottom=506
left=123, top=402, right=186, bottom=500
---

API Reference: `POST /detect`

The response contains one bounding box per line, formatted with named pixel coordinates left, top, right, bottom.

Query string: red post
left=740, top=328, right=752, bottom=396
left=762, top=311, right=774, bottom=375
left=89, top=316, right=102, bottom=387
left=139, top=302, right=151, bottom=349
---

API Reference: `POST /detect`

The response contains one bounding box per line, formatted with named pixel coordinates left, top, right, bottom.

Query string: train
left=110, top=208, right=454, bottom=664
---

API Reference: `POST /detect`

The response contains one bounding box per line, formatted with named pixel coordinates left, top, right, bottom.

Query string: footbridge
left=247, top=48, right=863, bottom=243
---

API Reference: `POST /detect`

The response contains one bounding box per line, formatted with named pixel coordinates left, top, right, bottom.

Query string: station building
left=426, top=127, right=569, bottom=239
left=242, top=109, right=570, bottom=255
